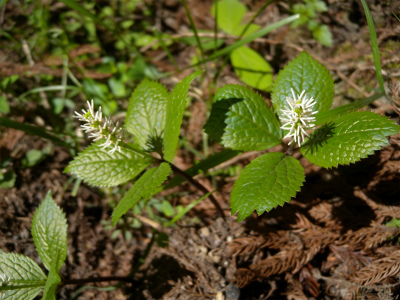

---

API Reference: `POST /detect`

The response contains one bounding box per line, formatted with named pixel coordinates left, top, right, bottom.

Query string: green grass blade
left=237, top=0, right=274, bottom=39
left=18, top=85, right=80, bottom=100
left=182, top=0, right=206, bottom=64
left=213, top=0, right=219, bottom=55
left=393, top=12, right=400, bottom=22
left=164, top=192, right=211, bottom=227
left=191, top=14, right=299, bottom=68
left=0, top=117, right=72, bottom=148
left=315, top=92, right=384, bottom=126
left=0, top=0, right=9, bottom=9
left=360, top=0, right=384, bottom=94
left=153, top=28, right=180, bottom=71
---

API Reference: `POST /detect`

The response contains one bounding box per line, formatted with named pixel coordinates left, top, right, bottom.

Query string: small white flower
left=74, top=100, right=122, bottom=154
left=280, top=88, right=317, bottom=147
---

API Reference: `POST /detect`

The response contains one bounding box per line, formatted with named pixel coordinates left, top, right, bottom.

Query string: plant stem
left=161, top=159, right=225, bottom=218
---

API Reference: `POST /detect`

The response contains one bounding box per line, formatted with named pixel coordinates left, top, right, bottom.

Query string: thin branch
left=162, top=159, right=225, bottom=218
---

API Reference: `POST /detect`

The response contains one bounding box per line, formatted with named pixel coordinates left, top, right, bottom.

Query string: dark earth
left=1, top=0, right=400, bottom=299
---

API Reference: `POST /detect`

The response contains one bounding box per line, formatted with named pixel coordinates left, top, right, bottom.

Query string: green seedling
left=204, top=51, right=399, bottom=221
left=0, top=191, right=67, bottom=300
left=291, top=0, right=333, bottom=47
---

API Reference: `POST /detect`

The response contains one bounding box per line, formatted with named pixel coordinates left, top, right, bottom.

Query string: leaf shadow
left=302, top=122, right=336, bottom=154
left=145, top=130, right=164, bottom=155
left=204, top=98, right=244, bottom=142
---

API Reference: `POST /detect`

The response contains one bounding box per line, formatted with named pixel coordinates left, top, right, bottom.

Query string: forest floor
left=1, top=0, right=400, bottom=299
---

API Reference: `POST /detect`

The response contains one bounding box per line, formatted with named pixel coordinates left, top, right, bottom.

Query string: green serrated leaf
left=31, top=191, right=67, bottom=273
left=271, top=51, right=334, bottom=120
left=204, top=85, right=282, bottom=151
left=112, top=162, right=171, bottom=225
left=125, top=79, right=169, bottom=149
left=64, top=141, right=152, bottom=187
left=40, top=268, right=60, bottom=300
left=211, top=0, right=246, bottom=36
left=163, top=71, right=202, bottom=161
left=230, top=47, right=273, bottom=91
left=301, top=111, right=400, bottom=168
left=0, top=252, right=47, bottom=300
left=231, top=152, right=305, bottom=221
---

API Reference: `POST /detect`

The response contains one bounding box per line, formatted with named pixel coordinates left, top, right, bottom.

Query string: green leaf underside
left=271, top=51, right=334, bottom=120
left=0, top=252, right=46, bottom=300
left=64, top=141, right=151, bottom=187
left=301, top=111, right=400, bottom=168
left=31, top=191, right=67, bottom=273
left=163, top=71, right=202, bottom=161
left=112, top=162, right=171, bottom=226
left=41, top=268, right=60, bottom=300
left=230, top=47, right=273, bottom=91
left=125, top=79, right=169, bottom=150
left=204, top=85, right=281, bottom=151
left=231, top=152, right=305, bottom=222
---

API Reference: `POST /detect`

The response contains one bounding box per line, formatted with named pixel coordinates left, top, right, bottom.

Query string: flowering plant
left=64, top=52, right=399, bottom=224
left=205, top=51, right=399, bottom=221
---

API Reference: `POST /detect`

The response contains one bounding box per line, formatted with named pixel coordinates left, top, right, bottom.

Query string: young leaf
left=40, top=268, right=60, bottom=300
left=301, top=111, right=400, bottom=168
left=230, top=47, right=273, bottom=91
left=64, top=141, right=152, bottom=187
left=125, top=79, right=169, bottom=150
left=271, top=51, right=334, bottom=120
left=312, top=24, right=333, bottom=47
left=230, top=152, right=305, bottom=221
left=112, top=162, right=171, bottom=225
left=163, top=71, right=202, bottom=161
left=204, top=85, right=282, bottom=151
left=0, top=252, right=47, bottom=300
left=211, top=0, right=246, bottom=36
left=31, top=191, right=67, bottom=273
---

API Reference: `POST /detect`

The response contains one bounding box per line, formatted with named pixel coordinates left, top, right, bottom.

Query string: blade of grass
left=0, top=0, right=9, bottom=8
left=182, top=0, right=207, bottom=68
left=213, top=0, right=274, bottom=83
left=164, top=192, right=211, bottom=227
left=0, top=117, right=72, bottom=148
left=189, top=14, right=299, bottom=68
left=18, top=85, right=80, bottom=100
left=315, top=92, right=384, bottom=126
left=213, top=0, right=218, bottom=56
left=360, top=0, right=384, bottom=94
left=393, top=12, right=400, bottom=22
left=153, top=28, right=180, bottom=72
left=237, top=0, right=274, bottom=39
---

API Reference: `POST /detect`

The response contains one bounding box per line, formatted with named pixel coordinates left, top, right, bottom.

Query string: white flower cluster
left=280, top=88, right=317, bottom=147
left=74, top=100, right=122, bottom=154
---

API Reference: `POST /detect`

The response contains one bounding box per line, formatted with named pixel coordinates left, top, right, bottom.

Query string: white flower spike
left=74, top=100, right=122, bottom=154
left=280, top=88, right=317, bottom=148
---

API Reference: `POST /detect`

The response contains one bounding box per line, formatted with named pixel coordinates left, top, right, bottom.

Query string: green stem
left=160, top=158, right=225, bottom=218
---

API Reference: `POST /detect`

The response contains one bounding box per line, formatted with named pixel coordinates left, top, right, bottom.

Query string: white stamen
left=279, top=88, right=317, bottom=147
